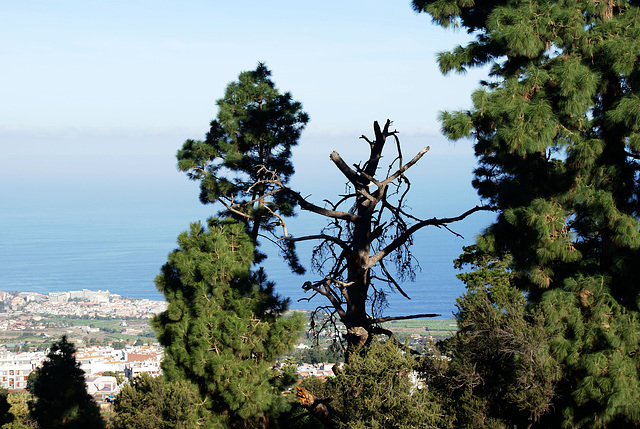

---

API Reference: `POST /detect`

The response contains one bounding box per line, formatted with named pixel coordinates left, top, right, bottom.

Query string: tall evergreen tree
left=177, top=63, right=309, bottom=271
left=413, top=0, right=640, bottom=425
left=27, top=336, right=104, bottom=429
left=151, top=218, right=304, bottom=428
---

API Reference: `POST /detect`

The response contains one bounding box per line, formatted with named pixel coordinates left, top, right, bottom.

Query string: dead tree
left=263, top=119, right=490, bottom=354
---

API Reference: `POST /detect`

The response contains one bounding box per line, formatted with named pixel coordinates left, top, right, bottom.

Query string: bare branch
left=441, top=224, right=464, bottom=239
left=297, top=291, right=319, bottom=302
left=368, top=325, right=423, bottom=355
left=370, top=313, right=441, bottom=324
left=302, top=280, right=347, bottom=319
left=360, top=134, right=374, bottom=146
left=381, top=146, right=430, bottom=187
left=218, top=197, right=254, bottom=221
left=353, top=166, right=381, bottom=188
left=290, top=188, right=360, bottom=222
left=392, top=132, right=403, bottom=170
left=253, top=165, right=360, bottom=222
left=262, top=204, right=289, bottom=238
left=287, top=233, right=352, bottom=254
left=330, top=151, right=363, bottom=186
left=378, top=259, right=411, bottom=300
left=368, top=205, right=493, bottom=268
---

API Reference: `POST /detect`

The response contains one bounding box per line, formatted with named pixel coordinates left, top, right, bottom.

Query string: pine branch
left=378, top=259, right=412, bottom=300
left=330, top=151, right=364, bottom=186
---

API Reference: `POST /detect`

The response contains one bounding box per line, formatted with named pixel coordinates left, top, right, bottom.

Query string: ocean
left=1, top=193, right=493, bottom=319
left=1, top=131, right=493, bottom=319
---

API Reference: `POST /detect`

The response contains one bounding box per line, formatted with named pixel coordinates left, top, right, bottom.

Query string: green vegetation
left=0, top=389, right=12, bottom=428
left=152, top=218, right=304, bottom=427
left=4, top=391, right=35, bottom=428
left=0, top=317, right=154, bottom=350
left=419, top=247, right=556, bottom=427
left=11, top=0, right=639, bottom=426
left=288, top=342, right=344, bottom=365
left=177, top=62, right=309, bottom=272
left=411, top=0, right=640, bottom=426
left=299, top=338, right=450, bottom=428
left=111, top=373, right=199, bottom=429
left=27, top=336, right=104, bottom=428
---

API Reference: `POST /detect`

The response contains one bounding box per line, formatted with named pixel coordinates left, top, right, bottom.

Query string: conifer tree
left=177, top=63, right=309, bottom=271
left=413, top=0, right=640, bottom=425
left=151, top=218, right=304, bottom=428
left=422, top=246, right=559, bottom=428
left=112, top=373, right=199, bottom=429
left=28, top=336, right=104, bottom=429
left=260, top=120, right=488, bottom=355
left=0, top=388, right=13, bottom=427
left=301, top=337, right=451, bottom=428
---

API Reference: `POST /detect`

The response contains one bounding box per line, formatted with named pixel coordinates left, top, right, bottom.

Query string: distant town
left=0, top=288, right=454, bottom=406
left=0, top=289, right=166, bottom=323
left=0, top=289, right=341, bottom=405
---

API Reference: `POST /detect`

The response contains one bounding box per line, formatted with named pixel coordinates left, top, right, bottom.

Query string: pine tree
left=421, top=246, right=559, bottom=428
left=5, top=391, right=35, bottom=428
left=177, top=63, right=309, bottom=271
left=0, top=388, right=12, bottom=427
left=257, top=120, right=488, bottom=355
left=151, top=218, right=304, bottom=428
left=413, top=0, right=640, bottom=425
left=28, top=336, right=104, bottom=429
left=112, top=373, right=199, bottom=429
left=306, top=337, right=451, bottom=428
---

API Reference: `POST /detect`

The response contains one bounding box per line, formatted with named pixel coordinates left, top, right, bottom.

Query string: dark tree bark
left=264, top=120, right=491, bottom=355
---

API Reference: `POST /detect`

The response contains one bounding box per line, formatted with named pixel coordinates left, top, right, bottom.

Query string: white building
left=0, top=352, right=46, bottom=390
left=85, top=375, right=120, bottom=402
left=122, top=348, right=163, bottom=379
left=74, top=346, right=126, bottom=375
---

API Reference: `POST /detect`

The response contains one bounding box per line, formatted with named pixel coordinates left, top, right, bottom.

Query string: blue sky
left=2, top=1, right=482, bottom=131
left=1, top=1, right=489, bottom=210
left=3, top=0, right=500, bottom=205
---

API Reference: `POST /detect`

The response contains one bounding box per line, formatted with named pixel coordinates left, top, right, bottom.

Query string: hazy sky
left=1, top=0, right=488, bottom=218
left=1, top=1, right=494, bottom=309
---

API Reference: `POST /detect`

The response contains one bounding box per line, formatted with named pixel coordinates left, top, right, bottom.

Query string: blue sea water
left=1, top=131, right=494, bottom=319
left=1, top=195, right=493, bottom=319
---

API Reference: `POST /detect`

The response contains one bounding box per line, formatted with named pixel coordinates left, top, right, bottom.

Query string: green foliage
left=112, top=373, right=199, bottom=429
left=101, top=371, right=124, bottom=385
left=290, top=341, right=344, bottom=365
left=422, top=247, right=559, bottom=428
left=28, top=336, right=104, bottom=429
left=0, top=389, right=12, bottom=427
left=152, top=218, right=304, bottom=427
left=540, top=275, right=640, bottom=427
left=414, top=0, right=640, bottom=425
left=4, top=391, right=33, bottom=429
left=177, top=63, right=308, bottom=271
left=310, top=338, right=450, bottom=429
left=110, top=341, right=125, bottom=350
